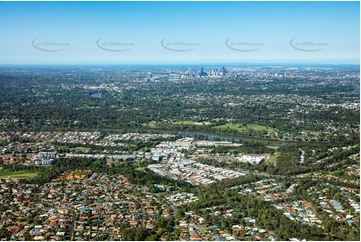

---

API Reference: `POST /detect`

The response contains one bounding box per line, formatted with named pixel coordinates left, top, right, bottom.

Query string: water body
left=330, top=199, right=342, bottom=210
left=90, top=92, right=102, bottom=98
left=177, top=130, right=290, bottom=146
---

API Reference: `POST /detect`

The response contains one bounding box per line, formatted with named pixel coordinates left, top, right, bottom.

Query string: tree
left=0, top=228, right=10, bottom=240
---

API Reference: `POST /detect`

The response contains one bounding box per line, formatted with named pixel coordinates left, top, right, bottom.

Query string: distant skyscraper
left=222, top=67, right=227, bottom=77
left=198, top=67, right=208, bottom=77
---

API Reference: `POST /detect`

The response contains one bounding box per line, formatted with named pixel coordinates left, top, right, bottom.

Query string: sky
left=0, top=1, right=359, bottom=65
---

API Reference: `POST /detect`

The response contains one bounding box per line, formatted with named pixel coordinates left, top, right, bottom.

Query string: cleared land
left=0, top=170, right=38, bottom=179
left=142, top=122, right=158, bottom=128
left=173, top=121, right=211, bottom=125
left=74, top=147, right=91, bottom=152
left=213, top=123, right=275, bottom=132
left=266, top=152, right=281, bottom=166
left=135, top=166, right=147, bottom=172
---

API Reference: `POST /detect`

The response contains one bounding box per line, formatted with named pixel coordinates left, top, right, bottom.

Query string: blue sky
left=0, top=1, right=359, bottom=64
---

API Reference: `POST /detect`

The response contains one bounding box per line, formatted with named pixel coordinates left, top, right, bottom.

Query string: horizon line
left=0, top=62, right=359, bottom=66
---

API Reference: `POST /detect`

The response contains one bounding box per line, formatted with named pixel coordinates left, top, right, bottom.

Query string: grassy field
left=135, top=166, right=147, bottom=172
left=173, top=121, right=211, bottom=126
left=214, top=123, right=275, bottom=132
left=266, top=152, right=281, bottom=166
left=142, top=121, right=158, bottom=128
left=144, top=120, right=212, bottom=128
left=74, top=147, right=91, bottom=152
left=267, top=145, right=280, bottom=150
left=0, top=170, right=38, bottom=179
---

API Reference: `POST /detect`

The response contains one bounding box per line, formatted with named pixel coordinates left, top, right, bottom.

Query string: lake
left=90, top=92, right=102, bottom=98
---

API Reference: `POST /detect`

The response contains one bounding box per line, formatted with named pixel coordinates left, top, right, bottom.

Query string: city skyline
left=0, top=1, right=359, bottom=64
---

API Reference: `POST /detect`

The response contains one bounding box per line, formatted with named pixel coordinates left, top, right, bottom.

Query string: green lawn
left=266, top=152, right=281, bottom=166
left=74, top=147, right=91, bottom=152
left=214, top=123, right=246, bottom=132
left=267, top=145, right=280, bottom=150
left=173, top=121, right=211, bottom=126
left=0, top=170, right=38, bottom=179
left=135, top=166, right=147, bottom=172
left=214, top=123, right=275, bottom=132
left=248, top=124, right=275, bottom=132
left=142, top=122, right=158, bottom=128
